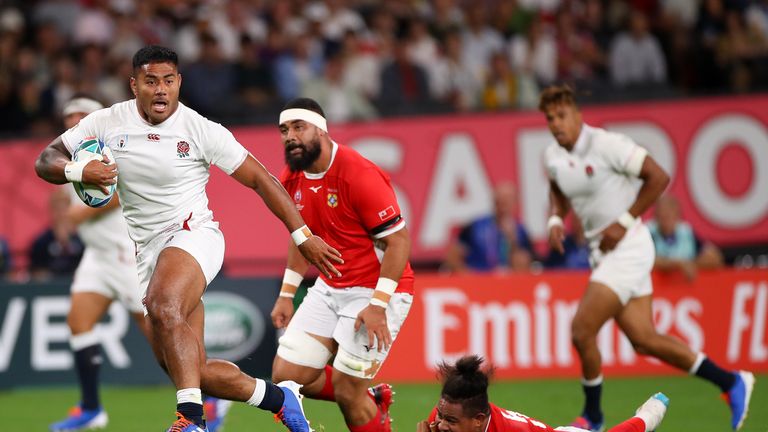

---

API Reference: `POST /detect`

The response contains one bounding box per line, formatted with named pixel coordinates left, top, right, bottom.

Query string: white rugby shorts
left=136, top=222, right=225, bottom=309
left=284, top=278, right=413, bottom=378
left=72, top=245, right=143, bottom=313
left=589, top=223, right=655, bottom=305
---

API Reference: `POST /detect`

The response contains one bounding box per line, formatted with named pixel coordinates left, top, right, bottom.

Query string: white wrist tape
left=617, top=211, right=637, bottom=230
left=291, top=225, right=312, bottom=246
left=64, top=160, right=89, bottom=183
left=547, top=215, right=564, bottom=230
left=279, top=292, right=295, bottom=299
left=370, top=277, right=398, bottom=308
left=282, top=268, right=304, bottom=288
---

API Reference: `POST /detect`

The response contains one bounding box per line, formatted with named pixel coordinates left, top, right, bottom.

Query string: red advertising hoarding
left=377, top=269, right=768, bottom=381
left=1, top=95, right=767, bottom=273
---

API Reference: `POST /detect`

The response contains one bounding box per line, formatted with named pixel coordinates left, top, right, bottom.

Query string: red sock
left=347, top=405, right=383, bottom=432
left=313, top=365, right=335, bottom=401
left=607, top=417, right=645, bottom=432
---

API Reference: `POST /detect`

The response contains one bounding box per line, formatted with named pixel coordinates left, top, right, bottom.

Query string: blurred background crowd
left=1, top=0, right=768, bottom=138
left=0, top=0, right=767, bottom=282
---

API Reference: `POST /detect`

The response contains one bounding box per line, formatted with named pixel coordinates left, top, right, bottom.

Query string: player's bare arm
left=271, top=240, right=311, bottom=329
left=548, top=179, right=571, bottom=254
left=599, top=155, right=670, bottom=252
left=35, top=137, right=118, bottom=194
left=355, top=227, right=410, bottom=352
left=231, top=154, right=343, bottom=278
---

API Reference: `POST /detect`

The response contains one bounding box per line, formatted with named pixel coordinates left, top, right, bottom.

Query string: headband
left=279, top=108, right=328, bottom=132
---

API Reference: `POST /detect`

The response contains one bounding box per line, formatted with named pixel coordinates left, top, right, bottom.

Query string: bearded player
left=271, top=98, right=414, bottom=432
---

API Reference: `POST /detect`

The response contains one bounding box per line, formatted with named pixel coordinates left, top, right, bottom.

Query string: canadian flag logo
left=378, top=206, right=395, bottom=221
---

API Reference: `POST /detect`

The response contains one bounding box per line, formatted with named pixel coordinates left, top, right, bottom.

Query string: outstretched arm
left=231, top=154, right=342, bottom=278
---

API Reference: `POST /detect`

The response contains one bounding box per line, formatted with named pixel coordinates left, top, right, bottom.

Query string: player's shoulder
left=590, top=125, right=634, bottom=148
left=336, top=144, right=381, bottom=174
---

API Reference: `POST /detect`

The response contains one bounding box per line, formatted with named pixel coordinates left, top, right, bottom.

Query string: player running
left=270, top=98, right=414, bottom=432
left=540, top=84, right=754, bottom=431
left=35, top=45, right=342, bottom=432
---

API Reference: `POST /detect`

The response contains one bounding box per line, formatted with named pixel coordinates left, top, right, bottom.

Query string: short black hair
left=281, top=97, right=326, bottom=118
left=438, top=355, right=492, bottom=418
left=132, top=45, right=178, bottom=71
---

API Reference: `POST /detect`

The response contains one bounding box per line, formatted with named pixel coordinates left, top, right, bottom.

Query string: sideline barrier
left=0, top=278, right=278, bottom=388
left=378, top=269, right=768, bottom=381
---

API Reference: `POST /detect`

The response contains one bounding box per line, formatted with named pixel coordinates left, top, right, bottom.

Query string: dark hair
left=438, top=355, right=492, bottom=418
left=538, top=84, right=578, bottom=112
left=281, top=97, right=326, bottom=118
left=132, top=45, right=178, bottom=70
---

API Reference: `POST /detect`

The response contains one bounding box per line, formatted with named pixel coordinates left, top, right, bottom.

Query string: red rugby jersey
left=280, top=143, right=414, bottom=294
left=427, top=403, right=561, bottom=432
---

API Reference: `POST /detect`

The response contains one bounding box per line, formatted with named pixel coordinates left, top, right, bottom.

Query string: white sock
left=688, top=352, right=705, bottom=374
left=581, top=374, right=603, bottom=387
left=177, top=388, right=202, bottom=405
left=246, top=379, right=267, bottom=407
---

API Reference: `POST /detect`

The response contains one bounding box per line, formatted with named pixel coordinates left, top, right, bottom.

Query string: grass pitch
left=1, top=374, right=764, bottom=431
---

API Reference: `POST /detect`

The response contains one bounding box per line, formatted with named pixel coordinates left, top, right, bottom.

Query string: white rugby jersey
left=61, top=100, right=249, bottom=246
left=68, top=186, right=134, bottom=252
left=545, top=124, right=647, bottom=240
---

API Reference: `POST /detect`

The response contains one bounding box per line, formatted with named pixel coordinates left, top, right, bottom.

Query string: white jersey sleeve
left=200, top=122, right=249, bottom=175
left=597, top=131, right=648, bottom=177
left=60, top=109, right=111, bottom=155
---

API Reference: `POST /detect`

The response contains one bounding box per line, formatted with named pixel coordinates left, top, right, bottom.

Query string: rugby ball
left=72, top=137, right=116, bottom=208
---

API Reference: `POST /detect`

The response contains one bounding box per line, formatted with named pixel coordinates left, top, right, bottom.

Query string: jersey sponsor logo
left=378, top=205, right=396, bottom=221
left=177, top=141, right=190, bottom=158
left=113, top=134, right=129, bottom=152
left=585, top=164, right=594, bottom=177
left=309, top=185, right=322, bottom=193
left=147, top=133, right=160, bottom=141
left=327, top=193, right=338, bottom=208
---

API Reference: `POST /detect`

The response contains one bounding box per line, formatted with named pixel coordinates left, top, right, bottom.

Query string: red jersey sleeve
left=348, top=166, right=403, bottom=237
left=427, top=407, right=438, bottom=423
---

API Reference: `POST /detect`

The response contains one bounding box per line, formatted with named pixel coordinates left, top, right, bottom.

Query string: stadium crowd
left=1, top=0, right=768, bottom=138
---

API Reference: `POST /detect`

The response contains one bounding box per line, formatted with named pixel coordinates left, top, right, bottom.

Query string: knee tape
left=333, top=347, right=381, bottom=379
left=276, top=327, right=332, bottom=368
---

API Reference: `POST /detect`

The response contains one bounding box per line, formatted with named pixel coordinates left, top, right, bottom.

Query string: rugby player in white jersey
left=48, top=96, right=232, bottom=432
left=540, top=84, right=754, bottom=432
left=35, top=45, right=342, bottom=432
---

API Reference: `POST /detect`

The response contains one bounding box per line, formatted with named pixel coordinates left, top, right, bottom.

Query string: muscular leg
left=571, top=281, right=624, bottom=425
left=332, top=370, right=378, bottom=429
left=571, top=282, right=624, bottom=380
left=615, top=295, right=697, bottom=370
left=143, top=247, right=207, bottom=390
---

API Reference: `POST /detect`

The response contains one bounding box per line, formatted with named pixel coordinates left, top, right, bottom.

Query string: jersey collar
left=572, top=123, right=593, bottom=156
left=303, top=140, right=338, bottom=180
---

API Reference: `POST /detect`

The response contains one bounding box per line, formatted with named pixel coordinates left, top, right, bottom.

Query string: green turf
left=1, top=374, right=764, bottom=431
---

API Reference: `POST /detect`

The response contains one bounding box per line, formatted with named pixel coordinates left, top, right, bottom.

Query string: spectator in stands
left=180, top=32, right=236, bottom=119
left=429, top=28, right=479, bottom=112
left=648, top=194, right=724, bottom=280
left=444, top=182, right=533, bottom=273
left=481, top=51, right=539, bottom=110
left=544, top=216, right=591, bottom=270
left=377, top=35, right=434, bottom=116
left=28, top=186, right=84, bottom=281
left=461, top=3, right=505, bottom=85
left=509, top=15, right=558, bottom=86
left=302, top=51, right=377, bottom=122
left=609, top=9, right=668, bottom=86
left=555, top=8, right=606, bottom=83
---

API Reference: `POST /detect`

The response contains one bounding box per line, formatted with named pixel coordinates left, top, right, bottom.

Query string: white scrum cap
left=62, top=97, right=104, bottom=117
left=279, top=108, right=328, bottom=132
